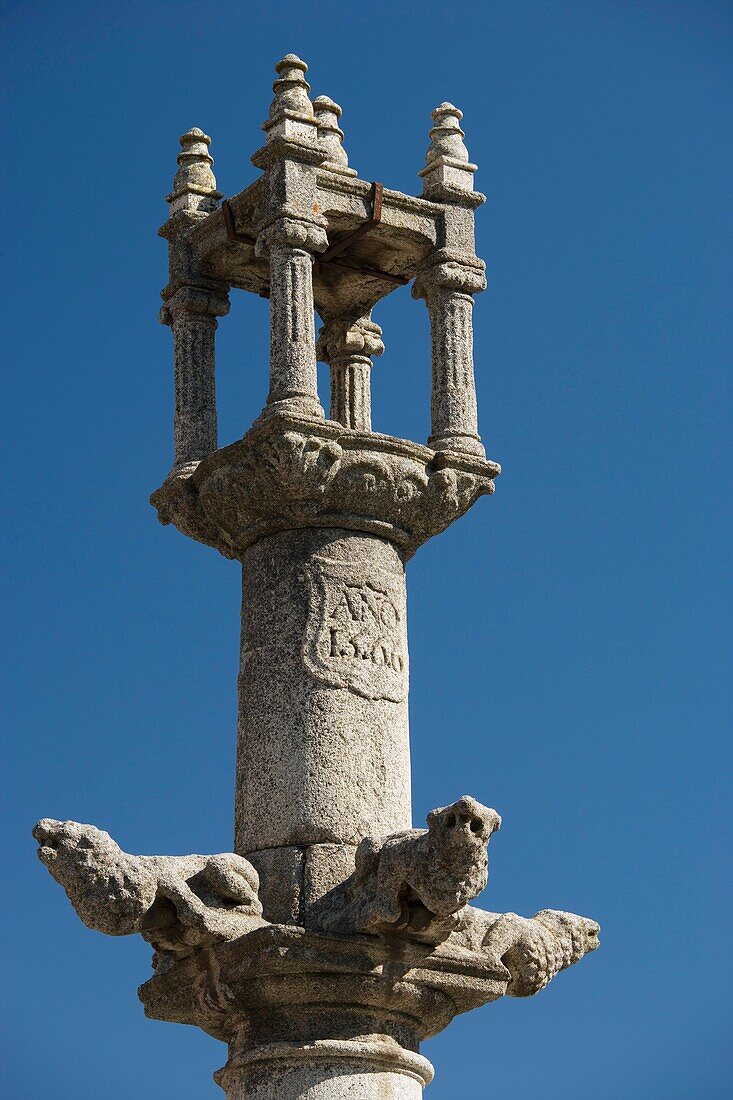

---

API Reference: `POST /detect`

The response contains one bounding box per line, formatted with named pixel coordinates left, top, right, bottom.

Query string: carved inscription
left=302, top=556, right=408, bottom=701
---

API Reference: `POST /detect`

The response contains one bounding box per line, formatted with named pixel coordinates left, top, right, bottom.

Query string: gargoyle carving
left=33, top=820, right=265, bottom=961
left=315, top=796, right=502, bottom=943
left=453, top=906, right=600, bottom=996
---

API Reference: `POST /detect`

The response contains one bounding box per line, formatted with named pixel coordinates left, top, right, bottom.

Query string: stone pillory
left=34, top=56, right=600, bottom=1099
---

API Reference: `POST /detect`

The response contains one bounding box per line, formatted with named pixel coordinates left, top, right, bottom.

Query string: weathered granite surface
left=33, top=52, right=600, bottom=1100
left=235, top=528, right=412, bottom=854
left=451, top=905, right=600, bottom=996
left=35, top=800, right=599, bottom=1097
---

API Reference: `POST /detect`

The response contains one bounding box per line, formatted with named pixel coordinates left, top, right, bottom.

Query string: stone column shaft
left=267, top=241, right=321, bottom=413
left=427, top=285, right=478, bottom=447
left=160, top=286, right=229, bottom=470
left=413, top=252, right=486, bottom=457
left=330, top=358, right=372, bottom=430
left=235, top=528, right=412, bottom=857
left=256, top=219, right=328, bottom=419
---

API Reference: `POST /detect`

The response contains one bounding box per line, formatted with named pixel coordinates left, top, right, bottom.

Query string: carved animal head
left=417, top=796, right=502, bottom=915
left=427, top=796, right=501, bottom=851
left=535, top=909, right=601, bottom=969
left=33, top=819, right=155, bottom=935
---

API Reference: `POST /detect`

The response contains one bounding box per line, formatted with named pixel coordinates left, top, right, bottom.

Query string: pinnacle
left=313, top=94, right=342, bottom=118
left=276, top=53, right=308, bottom=74
left=181, top=126, right=211, bottom=143
left=433, top=102, right=463, bottom=120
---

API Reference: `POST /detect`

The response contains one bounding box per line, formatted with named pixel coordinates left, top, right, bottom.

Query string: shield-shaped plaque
left=302, top=556, right=408, bottom=702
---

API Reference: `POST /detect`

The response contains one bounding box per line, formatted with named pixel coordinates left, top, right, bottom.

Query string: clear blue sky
left=2, top=2, right=731, bottom=1096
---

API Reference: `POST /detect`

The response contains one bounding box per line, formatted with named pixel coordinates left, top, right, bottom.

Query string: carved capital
left=159, top=285, right=230, bottom=326
left=316, top=315, right=384, bottom=366
left=412, top=249, right=487, bottom=299
left=139, top=923, right=510, bottom=1049
left=150, top=415, right=500, bottom=561
left=255, top=215, right=329, bottom=256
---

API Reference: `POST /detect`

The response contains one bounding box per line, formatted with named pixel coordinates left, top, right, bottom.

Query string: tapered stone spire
left=314, top=95, right=356, bottom=176
left=419, top=102, right=477, bottom=198
left=166, top=127, right=222, bottom=216
left=263, top=53, right=318, bottom=144
left=34, top=55, right=600, bottom=1100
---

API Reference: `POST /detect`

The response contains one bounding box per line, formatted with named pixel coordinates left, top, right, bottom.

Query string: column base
left=264, top=394, right=325, bottom=419
left=215, top=1039, right=433, bottom=1099
left=429, top=430, right=485, bottom=458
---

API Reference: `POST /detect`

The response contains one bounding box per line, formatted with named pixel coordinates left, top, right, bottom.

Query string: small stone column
left=413, top=104, right=487, bottom=457
left=160, top=286, right=230, bottom=469
left=317, top=314, right=384, bottom=430
left=413, top=256, right=485, bottom=456
left=254, top=56, right=328, bottom=419
left=160, top=128, right=229, bottom=470
left=257, top=219, right=327, bottom=418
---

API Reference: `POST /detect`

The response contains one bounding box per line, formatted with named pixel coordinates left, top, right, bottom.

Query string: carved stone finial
left=166, top=127, right=222, bottom=216
left=419, top=102, right=477, bottom=198
left=313, top=96, right=356, bottom=176
left=263, top=54, right=318, bottom=144
left=427, top=103, right=469, bottom=162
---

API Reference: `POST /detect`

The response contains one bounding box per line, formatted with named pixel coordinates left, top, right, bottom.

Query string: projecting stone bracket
left=150, top=412, right=500, bottom=560
left=448, top=905, right=600, bottom=997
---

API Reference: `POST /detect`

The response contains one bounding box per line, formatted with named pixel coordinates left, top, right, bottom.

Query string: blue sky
left=2, top=2, right=731, bottom=1096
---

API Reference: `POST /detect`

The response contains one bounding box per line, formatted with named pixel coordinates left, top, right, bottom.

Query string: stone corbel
left=309, top=794, right=600, bottom=999
left=452, top=906, right=601, bottom=996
